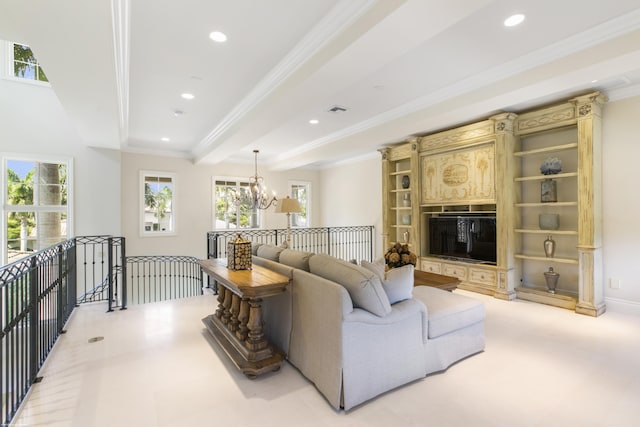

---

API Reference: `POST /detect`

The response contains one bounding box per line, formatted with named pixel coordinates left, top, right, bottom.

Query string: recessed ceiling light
left=161, top=137, right=170, bottom=142
left=309, top=119, right=319, bottom=124
left=181, top=93, right=194, bottom=100
left=591, top=79, right=599, bottom=83
left=504, top=14, right=525, bottom=27
left=209, top=31, right=228, bottom=43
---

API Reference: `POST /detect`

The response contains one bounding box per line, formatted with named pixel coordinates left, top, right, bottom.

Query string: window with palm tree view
left=11, top=42, right=48, bottom=82
left=3, top=158, right=70, bottom=265
left=141, top=172, right=175, bottom=235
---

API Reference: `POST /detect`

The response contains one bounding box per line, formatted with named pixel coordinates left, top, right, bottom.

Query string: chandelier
left=245, top=149, right=277, bottom=210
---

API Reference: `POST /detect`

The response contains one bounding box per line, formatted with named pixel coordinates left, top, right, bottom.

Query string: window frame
left=1, top=153, right=74, bottom=265
left=289, top=180, right=311, bottom=228
left=140, top=170, right=177, bottom=237
left=213, top=177, right=261, bottom=230
left=1, top=40, right=51, bottom=87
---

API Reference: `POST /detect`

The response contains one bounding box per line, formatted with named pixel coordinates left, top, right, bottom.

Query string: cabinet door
left=442, top=263, right=468, bottom=281
left=420, top=260, right=441, bottom=273
left=469, top=268, right=496, bottom=286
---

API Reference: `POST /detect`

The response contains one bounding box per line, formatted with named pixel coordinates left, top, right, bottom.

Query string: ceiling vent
left=327, top=105, right=348, bottom=113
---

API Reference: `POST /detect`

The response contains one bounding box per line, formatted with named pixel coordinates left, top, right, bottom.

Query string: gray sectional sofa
left=251, top=244, right=485, bottom=411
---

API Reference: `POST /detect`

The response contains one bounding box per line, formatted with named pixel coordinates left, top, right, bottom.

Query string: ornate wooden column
left=379, top=147, right=391, bottom=253
left=572, top=92, right=607, bottom=316
left=492, top=112, right=518, bottom=301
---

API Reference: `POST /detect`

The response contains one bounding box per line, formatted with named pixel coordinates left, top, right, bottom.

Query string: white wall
left=602, top=96, right=640, bottom=311
left=121, top=152, right=321, bottom=258
left=0, top=78, right=121, bottom=239
left=319, top=155, right=383, bottom=258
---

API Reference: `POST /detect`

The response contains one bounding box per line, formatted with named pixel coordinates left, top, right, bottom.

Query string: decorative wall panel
left=421, top=144, right=495, bottom=205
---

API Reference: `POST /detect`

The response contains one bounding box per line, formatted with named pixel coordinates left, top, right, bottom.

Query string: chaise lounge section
left=252, top=244, right=485, bottom=410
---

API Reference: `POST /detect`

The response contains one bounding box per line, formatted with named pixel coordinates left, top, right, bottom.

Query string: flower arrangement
left=384, top=243, right=417, bottom=269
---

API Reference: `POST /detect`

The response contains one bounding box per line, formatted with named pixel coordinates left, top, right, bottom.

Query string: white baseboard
left=604, top=297, right=640, bottom=316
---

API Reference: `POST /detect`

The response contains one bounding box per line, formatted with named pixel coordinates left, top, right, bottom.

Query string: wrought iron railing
left=126, top=255, right=203, bottom=305
left=207, top=225, right=375, bottom=262
left=0, top=236, right=205, bottom=426
left=76, top=236, right=126, bottom=312
left=0, top=239, right=76, bottom=425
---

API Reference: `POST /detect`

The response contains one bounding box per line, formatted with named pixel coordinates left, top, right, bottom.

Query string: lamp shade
left=275, top=196, right=301, bottom=214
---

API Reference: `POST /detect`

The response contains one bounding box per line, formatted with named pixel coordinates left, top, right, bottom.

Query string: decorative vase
left=544, top=267, right=559, bottom=294
left=401, top=214, right=411, bottom=225
left=402, top=193, right=411, bottom=207
left=539, top=213, right=560, bottom=230
left=541, top=178, right=557, bottom=203
left=401, top=175, right=410, bottom=189
left=543, top=235, right=556, bottom=258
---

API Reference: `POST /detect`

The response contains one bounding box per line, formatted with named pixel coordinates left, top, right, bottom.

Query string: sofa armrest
left=287, top=269, right=354, bottom=409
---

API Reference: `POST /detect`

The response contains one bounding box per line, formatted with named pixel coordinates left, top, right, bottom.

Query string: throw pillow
left=382, top=264, right=414, bottom=304
left=360, top=258, right=385, bottom=281
left=309, top=254, right=391, bottom=317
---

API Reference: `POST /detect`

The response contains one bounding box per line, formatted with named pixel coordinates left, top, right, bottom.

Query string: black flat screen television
left=428, top=216, right=497, bottom=264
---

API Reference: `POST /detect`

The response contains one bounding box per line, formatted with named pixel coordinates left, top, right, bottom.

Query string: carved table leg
left=236, top=297, right=249, bottom=341
left=229, top=294, right=240, bottom=332
left=245, top=297, right=268, bottom=352
left=215, top=286, right=226, bottom=319
left=221, top=286, right=232, bottom=326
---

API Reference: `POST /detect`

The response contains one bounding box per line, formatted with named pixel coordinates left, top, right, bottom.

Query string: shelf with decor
left=514, top=254, right=578, bottom=264
left=513, top=142, right=578, bottom=157
left=514, top=172, right=577, bottom=182
left=511, top=92, right=606, bottom=316
left=380, top=141, right=420, bottom=255
left=515, top=228, right=577, bottom=235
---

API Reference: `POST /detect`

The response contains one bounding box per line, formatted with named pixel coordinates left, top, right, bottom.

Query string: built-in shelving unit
left=380, top=92, right=606, bottom=316
left=380, top=141, right=420, bottom=256
left=510, top=92, right=606, bottom=316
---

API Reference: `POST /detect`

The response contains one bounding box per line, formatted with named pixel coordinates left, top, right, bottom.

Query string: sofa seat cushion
left=309, top=254, right=391, bottom=317
left=412, top=286, right=485, bottom=339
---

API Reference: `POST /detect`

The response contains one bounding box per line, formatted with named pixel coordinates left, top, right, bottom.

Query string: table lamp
left=275, top=196, right=301, bottom=247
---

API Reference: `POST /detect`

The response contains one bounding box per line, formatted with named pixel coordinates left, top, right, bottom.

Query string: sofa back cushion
left=309, top=254, right=391, bottom=317
left=256, top=244, right=285, bottom=262
left=279, top=249, right=314, bottom=272
left=251, top=242, right=264, bottom=255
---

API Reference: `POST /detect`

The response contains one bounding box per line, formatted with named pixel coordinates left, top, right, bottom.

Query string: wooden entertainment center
left=380, top=92, right=605, bottom=316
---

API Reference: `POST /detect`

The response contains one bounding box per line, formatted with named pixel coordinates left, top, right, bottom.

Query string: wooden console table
left=199, top=259, right=290, bottom=378
left=414, top=270, right=459, bottom=292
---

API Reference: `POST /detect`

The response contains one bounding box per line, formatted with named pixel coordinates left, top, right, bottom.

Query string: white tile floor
left=12, top=290, right=640, bottom=427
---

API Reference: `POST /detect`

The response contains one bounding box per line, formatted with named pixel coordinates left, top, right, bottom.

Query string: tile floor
left=12, top=290, right=640, bottom=427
